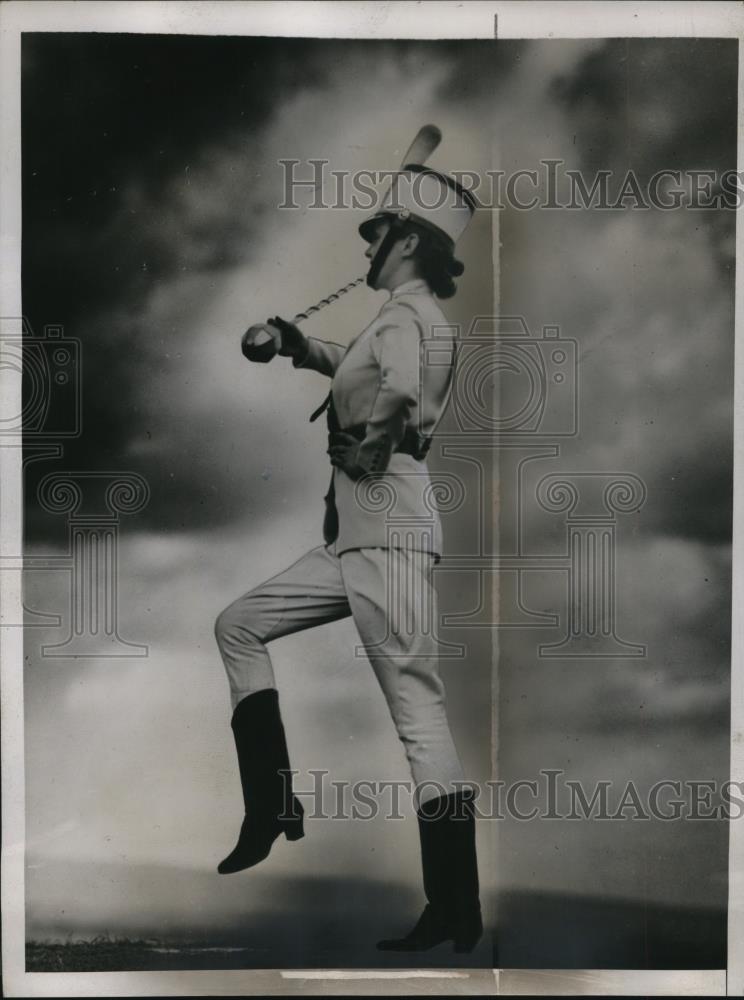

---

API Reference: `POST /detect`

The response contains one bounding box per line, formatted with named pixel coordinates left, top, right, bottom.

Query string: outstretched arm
left=292, top=336, right=346, bottom=378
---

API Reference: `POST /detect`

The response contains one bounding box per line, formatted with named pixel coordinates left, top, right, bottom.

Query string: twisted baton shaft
left=241, top=274, right=366, bottom=362
left=292, top=275, right=366, bottom=323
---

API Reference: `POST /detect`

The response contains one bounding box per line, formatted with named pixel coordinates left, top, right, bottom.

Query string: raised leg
left=213, top=545, right=351, bottom=873
left=215, top=544, right=351, bottom=708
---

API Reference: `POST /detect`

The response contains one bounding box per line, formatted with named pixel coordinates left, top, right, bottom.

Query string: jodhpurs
left=214, top=544, right=465, bottom=801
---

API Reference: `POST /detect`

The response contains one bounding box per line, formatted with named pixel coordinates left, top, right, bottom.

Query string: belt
left=333, top=423, right=432, bottom=462
left=310, top=391, right=432, bottom=544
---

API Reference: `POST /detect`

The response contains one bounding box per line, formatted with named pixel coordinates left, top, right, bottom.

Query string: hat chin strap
left=366, top=214, right=408, bottom=289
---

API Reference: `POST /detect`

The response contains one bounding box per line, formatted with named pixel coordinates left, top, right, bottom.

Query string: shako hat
left=359, top=164, right=476, bottom=251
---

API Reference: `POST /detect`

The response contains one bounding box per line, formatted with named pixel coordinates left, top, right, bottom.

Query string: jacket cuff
left=356, top=433, right=394, bottom=474
left=291, top=335, right=312, bottom=368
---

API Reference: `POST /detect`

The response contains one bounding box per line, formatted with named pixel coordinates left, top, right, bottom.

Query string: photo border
left=1, top=2, right=742, bottom=996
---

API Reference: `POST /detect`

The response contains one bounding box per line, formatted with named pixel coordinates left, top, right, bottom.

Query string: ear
left=399, top=231, right=420, bottom=259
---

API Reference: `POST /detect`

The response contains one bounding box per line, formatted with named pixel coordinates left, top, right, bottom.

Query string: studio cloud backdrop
left=18, top=34, right=735, bottom=970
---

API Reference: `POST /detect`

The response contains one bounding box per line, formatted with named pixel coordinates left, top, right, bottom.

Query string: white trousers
left=214, top=544, right=465, bottom=799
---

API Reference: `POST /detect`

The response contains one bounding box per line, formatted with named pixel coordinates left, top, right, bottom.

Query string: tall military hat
left=359, top=164, right=476, bottom=250
left=359, top=157, right=476, bottom=289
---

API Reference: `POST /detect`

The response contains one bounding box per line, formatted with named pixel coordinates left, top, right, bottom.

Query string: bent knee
left=214, top=598, right=261, bottom=649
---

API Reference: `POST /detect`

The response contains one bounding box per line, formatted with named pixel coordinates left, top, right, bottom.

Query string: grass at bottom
left=25, top=938, right=273, bottom=972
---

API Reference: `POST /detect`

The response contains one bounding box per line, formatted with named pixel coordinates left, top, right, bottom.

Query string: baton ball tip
left=242, top=323, right=279, bottom=363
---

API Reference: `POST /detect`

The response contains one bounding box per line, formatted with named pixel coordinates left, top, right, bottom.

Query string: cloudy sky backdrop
left=20, top=34, right=736, bottom=968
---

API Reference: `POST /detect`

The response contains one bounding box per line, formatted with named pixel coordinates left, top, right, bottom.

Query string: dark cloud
left=21, top=35, right=504, bottom=329
left=644, top=441, right=734, bottom=546
left=21, top=35, right=503, bottom=541
left=21, top=34, right=326, bottom=322
left=433, top=39, right=526, bottom=103
left=551, top=38, right=737, bottom=282
left=551, top=38, right=738, bottom=177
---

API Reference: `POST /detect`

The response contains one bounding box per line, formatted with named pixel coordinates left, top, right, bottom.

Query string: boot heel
left=453, top=935, right=480, bottom=954
left=453, top=919, right=483, bottom=953
left=283, top=817, right=305, bottom=841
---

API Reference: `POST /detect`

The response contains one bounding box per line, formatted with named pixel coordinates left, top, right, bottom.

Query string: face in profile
left=363, top=219, right=398, bottom=290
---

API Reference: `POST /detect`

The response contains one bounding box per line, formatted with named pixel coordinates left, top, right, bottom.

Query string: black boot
left=217, top=688, right=304, bottom=874
left=377, top=791, right=483, bottom=953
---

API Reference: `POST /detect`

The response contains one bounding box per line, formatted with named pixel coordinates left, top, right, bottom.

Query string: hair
left=404, top=220, right=465, bottom=300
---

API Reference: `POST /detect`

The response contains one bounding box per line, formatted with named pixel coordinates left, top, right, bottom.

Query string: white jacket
left=295, top=279, right=456, bottom=557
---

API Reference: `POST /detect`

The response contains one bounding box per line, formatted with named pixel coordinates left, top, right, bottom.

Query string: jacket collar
left=390, top=278, right=430, bottom=298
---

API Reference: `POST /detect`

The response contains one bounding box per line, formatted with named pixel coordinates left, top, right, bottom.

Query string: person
left=214, top=164, right=482, bottom=953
